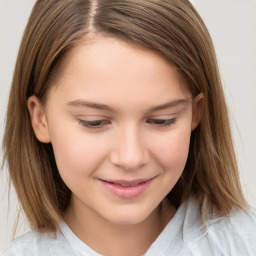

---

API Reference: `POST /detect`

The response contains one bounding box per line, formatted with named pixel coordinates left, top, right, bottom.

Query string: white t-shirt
left=2, top=198, right=256, bottom=256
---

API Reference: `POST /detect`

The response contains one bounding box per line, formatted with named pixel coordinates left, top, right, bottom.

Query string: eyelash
left=146, top=118, right=177, bottom=127
left=78, top=118, right=177, bottom=131
left=78, top=119, right=111, bottom=130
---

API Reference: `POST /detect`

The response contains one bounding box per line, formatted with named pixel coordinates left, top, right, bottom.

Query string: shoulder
left=1, top=229, right=76, bottom=256
left=182, top=198, right=256, bottom=255
left=208, top=206, right=256, bottom=251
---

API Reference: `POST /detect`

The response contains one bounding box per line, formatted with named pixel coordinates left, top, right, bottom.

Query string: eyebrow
left=67, top=100, right=115, bottom=112
left=66, top=98, right=191, bottom=112
left=148, top=98, right=191, bottom=112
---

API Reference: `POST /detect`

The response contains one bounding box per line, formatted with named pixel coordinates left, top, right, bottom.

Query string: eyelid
left=77, top=118, right=112, bottom=131
left=146, top=117, right=177, bottom=128
left=149, top=112, right=179, bottom=118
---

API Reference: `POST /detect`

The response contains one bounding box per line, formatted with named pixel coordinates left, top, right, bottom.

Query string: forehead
left=48, top=37, right=191, bottom=108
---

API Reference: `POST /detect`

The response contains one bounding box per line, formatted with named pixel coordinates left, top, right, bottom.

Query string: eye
left=78, top=119, right=111, bottom=130
left=146, top=118, right=177, bottom=127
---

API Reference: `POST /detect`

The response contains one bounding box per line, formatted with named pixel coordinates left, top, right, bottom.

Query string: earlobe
left=27, top=96, right=51, bottom=143
left=191, top=93, right=204, bottom=131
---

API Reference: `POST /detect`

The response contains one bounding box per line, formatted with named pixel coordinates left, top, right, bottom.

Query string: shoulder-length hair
left=3, top=0, right=247, bottom=231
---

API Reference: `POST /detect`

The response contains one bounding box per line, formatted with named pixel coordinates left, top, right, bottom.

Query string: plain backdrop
left=0, top=0, right=255, bottom=253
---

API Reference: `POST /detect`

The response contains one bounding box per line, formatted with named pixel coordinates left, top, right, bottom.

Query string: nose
left=109, top=125, right=149, bottom=171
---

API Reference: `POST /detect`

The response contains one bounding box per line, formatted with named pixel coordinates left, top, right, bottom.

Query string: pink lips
left=99, top=178, right=154, bottom=199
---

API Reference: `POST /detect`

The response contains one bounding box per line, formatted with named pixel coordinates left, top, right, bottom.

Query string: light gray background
left=0, top=0, right=255, bottom=253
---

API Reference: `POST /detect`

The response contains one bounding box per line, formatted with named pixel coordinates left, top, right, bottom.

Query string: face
left=28, top=37, right=202, bottom=226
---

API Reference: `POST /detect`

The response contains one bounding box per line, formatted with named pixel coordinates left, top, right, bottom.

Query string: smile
left=98, top=177, right=155, bottom=199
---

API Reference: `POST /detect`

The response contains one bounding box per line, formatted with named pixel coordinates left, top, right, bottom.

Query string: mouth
left=101, top=179, right=151, bottom=187
left=98, top=177, right=155, bottom=199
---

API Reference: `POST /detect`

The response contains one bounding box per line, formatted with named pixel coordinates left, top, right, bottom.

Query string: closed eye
left=146, top=118, right=177, bottom=127
left=78, top=119, right=111, bottom=130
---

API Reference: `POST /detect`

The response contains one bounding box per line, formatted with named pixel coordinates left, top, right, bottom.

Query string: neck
left=64, top=198, right=175, bottom=256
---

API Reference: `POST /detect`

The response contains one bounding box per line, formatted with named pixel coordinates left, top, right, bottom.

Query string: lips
left=98, top=177, right=155, bottom=199
left=103, top=179, right=148, bottom=187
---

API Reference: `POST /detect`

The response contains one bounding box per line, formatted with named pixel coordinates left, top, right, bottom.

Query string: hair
left=3, top=0, right=247, bottom=231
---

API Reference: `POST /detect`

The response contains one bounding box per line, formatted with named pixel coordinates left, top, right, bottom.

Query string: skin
left=28, top=37, right=203, bottom=256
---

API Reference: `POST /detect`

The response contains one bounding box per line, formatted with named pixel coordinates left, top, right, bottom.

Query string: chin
left=102, top=206, right=157, bottom=226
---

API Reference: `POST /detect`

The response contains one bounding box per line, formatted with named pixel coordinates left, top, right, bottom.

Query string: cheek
left=49, top=122, right=109, bottom=179
left=151, top=128, right=191, bottom=171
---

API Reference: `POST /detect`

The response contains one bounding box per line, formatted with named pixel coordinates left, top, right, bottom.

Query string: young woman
left=2, top=0, right=256, bottom=255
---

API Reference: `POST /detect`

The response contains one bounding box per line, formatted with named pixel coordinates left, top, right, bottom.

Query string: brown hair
left=3, top=0, right=247, bottom=231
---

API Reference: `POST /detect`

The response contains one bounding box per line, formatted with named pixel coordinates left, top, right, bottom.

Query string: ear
left=27, top=96, right=51, bottom=143
left=191, top=93, right=204, bottom=131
